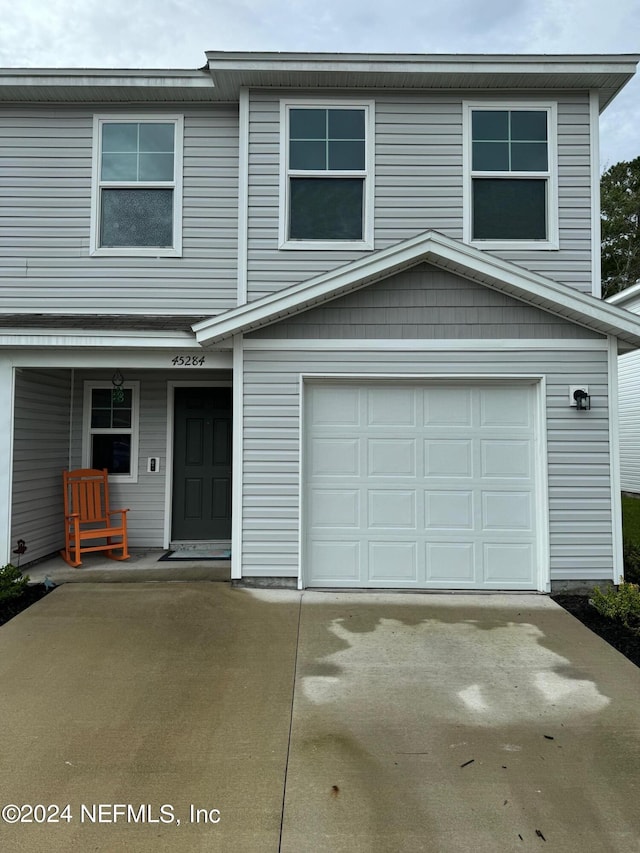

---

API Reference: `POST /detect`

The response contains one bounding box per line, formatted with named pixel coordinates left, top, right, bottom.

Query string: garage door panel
left=368, top=387, right=416, bottom=426
left=483, top=542, right=535, bottom=583
left=310, top=385, right=360, bottom=426
left=426, top=543, right=475, bottom=581
left=425, top=440, right=473, bottom=477
left=305, top=383, right=539, bottom=590
left=310, top=438, right=360, bottom=476
left=368, top=490, right=417, bottom=529
left=367, top=439, right=416, bottom=477
left=369, top=541, right=418, bottom=581
left=480, top=387, right=533, bottom=426
left=482, top=492, right=532, bottom=531
left=310, top=540, right=361, bottom=581
left=309, top=489, right=361, bottom=529
left=425, top=491, right=474, bottom=529
left=481, top=440, right=531, bottom=478
left=425, top=387, right=473, bottom=425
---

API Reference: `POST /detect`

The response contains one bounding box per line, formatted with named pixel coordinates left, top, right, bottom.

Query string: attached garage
left=303, top=381, right=542, bottom=590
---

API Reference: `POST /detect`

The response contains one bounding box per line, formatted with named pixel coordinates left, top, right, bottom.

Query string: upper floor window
left=91, top=116, right=183, bottom=256
left=279, top=101, right=375, bottom=250
left=463, top=103, right=558, bottom=250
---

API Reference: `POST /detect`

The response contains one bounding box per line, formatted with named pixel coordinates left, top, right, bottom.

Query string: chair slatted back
left=63, top=469, right=110, bottom=523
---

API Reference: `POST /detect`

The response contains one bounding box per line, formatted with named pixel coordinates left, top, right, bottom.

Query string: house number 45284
left=171, top=355, right=206, bottom=366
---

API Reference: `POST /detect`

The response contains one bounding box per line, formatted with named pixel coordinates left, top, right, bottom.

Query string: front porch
left=24, top=547, right=231, bottom=585
left=5, top=341, right=234, bottom=571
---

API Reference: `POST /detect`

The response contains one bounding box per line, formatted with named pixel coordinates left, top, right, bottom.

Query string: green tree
left=601, top=156, right=640, bottom=299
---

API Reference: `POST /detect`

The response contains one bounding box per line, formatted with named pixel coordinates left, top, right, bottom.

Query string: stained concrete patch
left=281, top=593, right=640, bottom=853
left=0, top=583, right=300, bottom=852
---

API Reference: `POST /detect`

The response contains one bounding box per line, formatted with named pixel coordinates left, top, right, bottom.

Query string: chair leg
left=60, top=520, right=82, bottom=567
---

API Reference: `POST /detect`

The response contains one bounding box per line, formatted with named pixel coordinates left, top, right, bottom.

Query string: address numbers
left=171, top=355, right=206, bottom=366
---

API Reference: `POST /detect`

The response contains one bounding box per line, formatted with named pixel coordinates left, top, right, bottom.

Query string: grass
left=622, top=495, right=640, bottom=547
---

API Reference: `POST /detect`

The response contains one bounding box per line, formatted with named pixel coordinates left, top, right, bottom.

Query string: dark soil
left=551, top=594, right=640, bottom=669
left=1, top=587, right=639, bottom=671
left=0, top=584, right=51, bottom=627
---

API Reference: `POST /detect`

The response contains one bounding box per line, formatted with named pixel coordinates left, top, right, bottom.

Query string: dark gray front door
left=172, top=386, right=232, bottom=540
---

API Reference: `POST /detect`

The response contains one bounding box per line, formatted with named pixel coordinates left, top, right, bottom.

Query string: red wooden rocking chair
left=61, top=468, right=130, bottom=567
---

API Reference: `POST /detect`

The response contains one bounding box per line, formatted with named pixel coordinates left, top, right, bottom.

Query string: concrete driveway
left=1, top=584, right=639, bottom=852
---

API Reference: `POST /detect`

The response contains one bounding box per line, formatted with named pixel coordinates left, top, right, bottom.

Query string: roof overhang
left=205, top=51, right=639, bottom=111
left=192, top=231, right=640, bottom=353
left=0, top=68, right=215, bottom=103
left=607, top=281, right=640, bottom=310
left=0, top=52, right=636, bottom=108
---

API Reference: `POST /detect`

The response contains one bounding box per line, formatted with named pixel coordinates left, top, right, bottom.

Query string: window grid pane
left=91, top=388, right=132, bottom=429
left=101, top=122, right=175, bottom=182
left=289, top=108, right=366, bottom=172
left=471, top=109, right=548, bottom=173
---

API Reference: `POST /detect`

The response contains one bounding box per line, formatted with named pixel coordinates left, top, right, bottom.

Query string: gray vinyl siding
left=246, top=89, right=593, bottom=300
left=611, top=294, right=640, bottom=493
left=11, top=368, right=72, bottom=562
left=0, top=106, right=239, bottom=314
left=618, top=349, right=640, bottom=493
left=241, top=347, right=612, bottom=583
left=248, top=263, right=602, bottom=340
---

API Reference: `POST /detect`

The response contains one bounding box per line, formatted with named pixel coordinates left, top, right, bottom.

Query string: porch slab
left=23, top=549, right=231, bottom=585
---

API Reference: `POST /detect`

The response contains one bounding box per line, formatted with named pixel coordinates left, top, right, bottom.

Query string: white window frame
left=463, top=101, right=558, bottom=250
left=90, top=114, right=183, bottom=257
left=278, top=99, right=375, bottom=251
left=82, top=381, right=140, bottom=483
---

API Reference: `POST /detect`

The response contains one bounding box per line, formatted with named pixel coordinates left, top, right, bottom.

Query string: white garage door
left=304, top=382, right=540, bottom=590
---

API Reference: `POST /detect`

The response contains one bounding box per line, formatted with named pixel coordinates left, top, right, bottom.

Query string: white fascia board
left=193, top=230, right=640, bottom=349
left=0, top=70, right=213, bottom=87
left=0, top=330, right=202, bottom=348
left=205, top=51, right=640, bottom=75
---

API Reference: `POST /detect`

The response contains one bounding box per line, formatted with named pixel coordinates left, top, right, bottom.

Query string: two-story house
left=2, top=51, right=640, bottom=592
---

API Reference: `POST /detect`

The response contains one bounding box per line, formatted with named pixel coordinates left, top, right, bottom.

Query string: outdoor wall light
left=572, top=388, right=591, bottom=410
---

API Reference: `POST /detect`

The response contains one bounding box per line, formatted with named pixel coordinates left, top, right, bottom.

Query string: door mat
left=158, top=549, right=231, bottom=562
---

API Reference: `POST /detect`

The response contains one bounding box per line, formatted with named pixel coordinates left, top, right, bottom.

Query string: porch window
left=83, top=382, right=139, bottom=483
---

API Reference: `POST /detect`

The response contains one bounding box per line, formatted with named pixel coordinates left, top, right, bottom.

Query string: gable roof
left=192, top=231, right=640, bottom=352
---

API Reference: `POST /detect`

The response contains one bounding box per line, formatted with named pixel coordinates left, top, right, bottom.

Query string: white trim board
left=6, top=350, right=233, bottom=370
left=242, top=338, right=609, bottom=351
left=608, top=335, right=623, bottom=582
left=231, top=335, right=244, bottom=580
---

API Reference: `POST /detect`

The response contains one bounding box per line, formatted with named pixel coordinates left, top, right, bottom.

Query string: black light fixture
left=111, top=370, right=125, bottom=404
left=573, top=388, right=591, bottom=411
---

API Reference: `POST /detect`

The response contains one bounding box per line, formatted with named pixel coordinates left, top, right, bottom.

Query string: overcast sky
left=0, top=0, right=638, bottom=170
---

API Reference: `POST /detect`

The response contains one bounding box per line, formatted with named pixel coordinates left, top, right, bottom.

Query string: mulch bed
left=2, top=587, right=640, bottom=671
left=551, top=594, right=640, bottom=669
left=0, top=585, right=51, bottom=628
